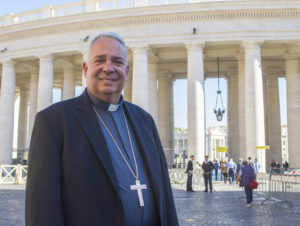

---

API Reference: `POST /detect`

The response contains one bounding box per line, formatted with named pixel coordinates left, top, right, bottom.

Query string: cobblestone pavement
left=173, top=181, right=300, bottom=226
left=1, top=183, right=300, bottom=226
left=0, top=185, right=25, bottom=226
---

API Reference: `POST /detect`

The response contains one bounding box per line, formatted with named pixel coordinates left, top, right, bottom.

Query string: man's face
left=83, top=37, right=129, bottom=103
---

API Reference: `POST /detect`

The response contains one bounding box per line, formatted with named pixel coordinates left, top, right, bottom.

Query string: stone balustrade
left=0, top=0, right=234, bottom=27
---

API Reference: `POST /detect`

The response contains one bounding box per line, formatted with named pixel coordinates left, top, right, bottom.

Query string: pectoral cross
left=130, top=179, right=147, bottom=207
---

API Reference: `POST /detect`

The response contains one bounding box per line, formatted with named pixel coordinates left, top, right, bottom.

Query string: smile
left=100, top=78, right=115, bottom=82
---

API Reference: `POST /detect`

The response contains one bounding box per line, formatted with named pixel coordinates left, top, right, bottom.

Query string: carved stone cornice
left=1, top=7, right=300, bottom=42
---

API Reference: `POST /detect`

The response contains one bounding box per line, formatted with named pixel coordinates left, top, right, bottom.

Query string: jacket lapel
left=73, top=91, right=119, bottom=194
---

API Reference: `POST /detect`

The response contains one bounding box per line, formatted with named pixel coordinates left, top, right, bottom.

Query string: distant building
left=206, top=127, right=227, bottom=162
left=174, top=125, right=288, bottom=166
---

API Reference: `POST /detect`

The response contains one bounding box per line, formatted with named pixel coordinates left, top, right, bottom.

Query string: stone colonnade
left=0, top=42, right=300, bottom=169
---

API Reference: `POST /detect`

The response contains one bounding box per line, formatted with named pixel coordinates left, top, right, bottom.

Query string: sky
left=4, top=0, right=287, bottom=130
left=0, top=0, right=79, bottom=16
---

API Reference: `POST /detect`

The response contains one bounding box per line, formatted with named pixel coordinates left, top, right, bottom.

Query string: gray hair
left=87, top=32, right=128, bottom=64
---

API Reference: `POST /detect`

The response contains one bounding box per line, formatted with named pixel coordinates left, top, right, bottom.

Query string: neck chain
left=93, top=106, right=139, bottom=180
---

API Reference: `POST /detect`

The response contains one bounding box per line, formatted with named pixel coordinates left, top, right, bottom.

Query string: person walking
left=236, top=161, right=256, bottom=207
left=227, top=159, right=237, bottom=184
left=202, top=156, right=214, bottom=192
left=213, top=160, right=219, bottom=181
left=221, top=161, right=228, bottom=184
left=186, top=155, right=195, bottom=192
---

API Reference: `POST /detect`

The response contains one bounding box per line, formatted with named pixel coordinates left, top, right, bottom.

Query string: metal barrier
left=267, top=168, right=300, bottom=175
left=169, top=168, right=203, bottom=188
left=255, top=173, right=300, bottom=207
left=0, top=164, right=28, bottom=185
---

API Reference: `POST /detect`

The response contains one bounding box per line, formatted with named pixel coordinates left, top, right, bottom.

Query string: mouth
left=99, top=78, right=116, bottom=82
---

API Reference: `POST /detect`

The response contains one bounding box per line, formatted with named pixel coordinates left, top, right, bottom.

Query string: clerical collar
left=87, top=89, right=123, bottom=112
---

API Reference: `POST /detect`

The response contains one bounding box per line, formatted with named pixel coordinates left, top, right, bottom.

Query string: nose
left=103, top=60, right=114, bottom=73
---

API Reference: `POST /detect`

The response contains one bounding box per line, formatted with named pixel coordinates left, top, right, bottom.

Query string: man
left=202, top=155, right=214, bottom=192
left=227, top=158, right=237, bottom=184
left=248, top=156, right=254, bottom=167
left=26, top=32, right=179, bottom=226
left=254, top=158, right=260, bottom=173
left=185, top=155, right=195, bottom=192
left=236, top=157, right=243, bottom=175
left=213, top=160, right=219, bottom=180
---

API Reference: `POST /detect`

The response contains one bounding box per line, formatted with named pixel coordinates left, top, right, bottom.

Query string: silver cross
left=130, top=179, right=147, bottom=207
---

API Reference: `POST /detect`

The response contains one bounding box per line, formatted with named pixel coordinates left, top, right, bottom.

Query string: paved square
left=1, top=183, right=300, bottom=225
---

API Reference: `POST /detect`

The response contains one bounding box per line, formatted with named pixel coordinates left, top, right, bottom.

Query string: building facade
left=0, top=0, right=300, bottom=169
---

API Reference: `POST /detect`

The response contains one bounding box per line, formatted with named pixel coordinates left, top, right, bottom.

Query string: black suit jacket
left=25, top=90, right=178, bottom=226
left=186, top=160, right=193, bottom=173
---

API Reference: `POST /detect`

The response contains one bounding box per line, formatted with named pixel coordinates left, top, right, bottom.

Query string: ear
left=83, top=62, right=88, bottom=79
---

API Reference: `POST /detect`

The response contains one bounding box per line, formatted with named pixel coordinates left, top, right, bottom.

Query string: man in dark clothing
left=202, top=156, right=214, bottom=192
left=25, top=32, right=178, bottom=226
left=186, top=155, right=195, bottom=192
left=270, top=160, right=276, bottom=173
left=236, top=161, right=256, bottom=207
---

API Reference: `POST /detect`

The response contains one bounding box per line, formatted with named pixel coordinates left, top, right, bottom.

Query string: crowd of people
left=186, top=156, right=261, bottom=207
left=185, top=155, right=290, bottom=207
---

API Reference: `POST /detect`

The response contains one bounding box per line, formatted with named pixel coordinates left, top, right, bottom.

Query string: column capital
left=79, top=49, right=89, bottom=62
left=56, top=58, right=75, bottom=70
left=158, top=70, right=172, bottom=79
left=37, top=54, right=53, bottom=61
left=185, top=41, right=205, bottom=51
left=285, top=53, right=300, bottom=61
left=149, top=56, right=159, bottom=64
left=128, top=44, right=149, bottom=53
left=0, top=58, right=15, bottom=66
left=242, top=40, right=264, bottom=50
left=227, top=67, right=238, bottom=76
left=264, top=67, right=282, bottom=77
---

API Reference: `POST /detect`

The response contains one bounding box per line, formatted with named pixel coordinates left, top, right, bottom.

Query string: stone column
left=266, top=72, right=282, bottom=166
left=238, top=57, right=246, bottom=160
left=37, top=55, right=53, bottom=111
left=28, top=71, right=38, bottom=146
left=185, top=42, right=205, bottom=162
left=81, top=50, right=88, bottom=91
left=243, top=41, right=266, bottom=171
left=227, top=68, right=240, bottom=163
left=0, top=60, right=16, bottom=164
left=124, top=67, right=132, bottom=102
left=63, top=66, right=75, bottom=100
left=131, top=45, right=148, bottom=111
left=148, top=57, right=158, bottom=124
left=17, top=86, right=29, bottom=151
left=286, top=58, right=300, bottom=168
left=158, top=71, right=174, bottom=167
left=158, top=72, right=171, bottom=150
left=169, top=76, right=175, bottom=165
left=226, top=76, right=232, bottom=159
